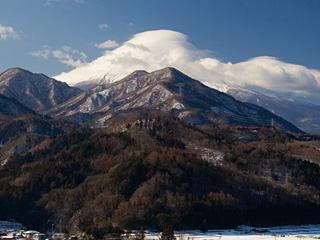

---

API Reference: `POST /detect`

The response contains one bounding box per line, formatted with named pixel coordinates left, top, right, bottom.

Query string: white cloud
left=94, top=40, right=119, bottom=49
left=213, top=56, right=320, bottom=97
left=0, top=24, right=19, bottom=40
left=54, top=30, right=320, bottom=100
left=99, top=24, right=109, bottom=31
left=29, top=49, right=51, bottom=60
left=29, top=46, right=87, bottom=67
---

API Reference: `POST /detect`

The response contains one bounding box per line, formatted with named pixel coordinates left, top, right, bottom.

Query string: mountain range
left=44, top=67, right=301, bottom=133
left=57, top=66, right=320, bottom=134
left=2, top=66, right=319, bottom=134
left=227, top=89, right=320, bottom=134
left=2, top=65, right=320, bottom=235
left=0, top=66, right=308, bottom=164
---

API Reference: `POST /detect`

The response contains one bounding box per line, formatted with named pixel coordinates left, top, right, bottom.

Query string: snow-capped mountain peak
left=46, top=67, right=302, bottom=133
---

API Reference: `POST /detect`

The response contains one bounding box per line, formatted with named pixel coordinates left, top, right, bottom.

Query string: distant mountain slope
left=0, top=68, right=83, bottom=112
left=0, top=94, right=35, bottom=117
left=227, top=89, right=320, bottom=134
left=46, top=67, right=302, bottom=133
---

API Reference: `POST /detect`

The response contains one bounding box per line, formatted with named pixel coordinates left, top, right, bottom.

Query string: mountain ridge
left=0, top=68, right=83, bottom=112
left=45, top=67, right=302, bottom=133
left=55, top=62, right=320, bottom=134
left=0, top=67, right=309, bottom=134
left=227, top=88, right=320, bottom=134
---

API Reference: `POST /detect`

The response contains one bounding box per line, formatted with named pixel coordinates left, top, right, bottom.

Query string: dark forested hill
left=0, top=94, right=78, bottom=165
left=0, top=113, right=320, bottom=238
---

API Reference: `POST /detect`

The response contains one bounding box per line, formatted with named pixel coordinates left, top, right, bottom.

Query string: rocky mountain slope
left=0, top=68, right=83, bottom=112
left=0, top=93, right=36, bottom=117
left=45, top=67, right=302, bottom=133
left=227, top=89, right=320, bottom=134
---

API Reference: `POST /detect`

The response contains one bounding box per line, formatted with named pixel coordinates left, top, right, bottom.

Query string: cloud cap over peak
left=217, top=56, right=320, bottom=97
left=54, top=29, right=320, bottom=101
left=55, top=30, right=211, bottom=84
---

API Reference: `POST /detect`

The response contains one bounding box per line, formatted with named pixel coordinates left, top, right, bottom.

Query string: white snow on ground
left=171, top=101, right=185, bottom=110
left=186, top=144, right=224, bottom=166
left=142, top=225, right=320, bottom=240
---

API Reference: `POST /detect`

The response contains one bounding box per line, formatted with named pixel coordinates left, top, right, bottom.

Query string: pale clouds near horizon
left=0, top=24, right=19, bottom=40
left=29, top=46, right=87, bottom=68
left=52, top=29, right=320, bottom=99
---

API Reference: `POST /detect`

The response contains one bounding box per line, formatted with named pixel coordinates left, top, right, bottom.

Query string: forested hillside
left=1, top=113, right=320, bottom=238
left=0, top=112, right=77, bottom=163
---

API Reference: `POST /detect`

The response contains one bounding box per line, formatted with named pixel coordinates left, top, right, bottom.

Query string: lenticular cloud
left=55, top=30, right=208, bottom=86
left=55, top=30, right=320, bottom=99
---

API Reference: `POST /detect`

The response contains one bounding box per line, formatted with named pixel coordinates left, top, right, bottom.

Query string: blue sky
left=1, top=0, right=319, bottom=76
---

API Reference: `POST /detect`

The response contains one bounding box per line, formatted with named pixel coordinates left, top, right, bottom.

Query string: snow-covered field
left=145, top=225, right=320, bottom=240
